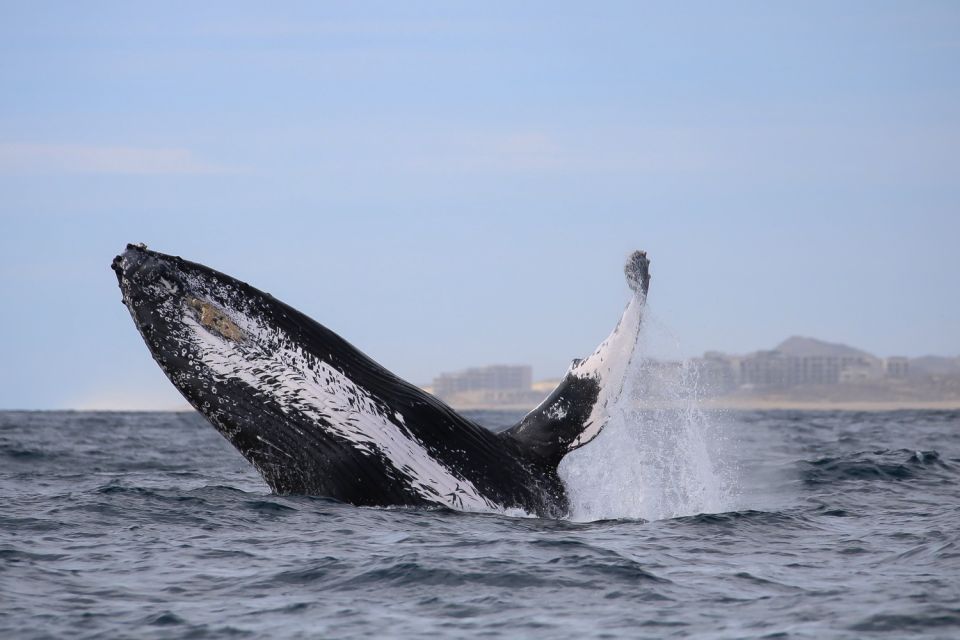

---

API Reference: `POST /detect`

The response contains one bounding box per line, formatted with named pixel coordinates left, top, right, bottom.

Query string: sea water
left=2, top=409, right=959, bottom=638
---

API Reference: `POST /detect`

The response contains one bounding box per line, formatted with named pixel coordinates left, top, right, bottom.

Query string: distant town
left=423, top=337, right=960, bottom=410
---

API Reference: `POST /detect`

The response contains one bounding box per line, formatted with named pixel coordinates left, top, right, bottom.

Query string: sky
left=1, top=1, right=958, bottom=409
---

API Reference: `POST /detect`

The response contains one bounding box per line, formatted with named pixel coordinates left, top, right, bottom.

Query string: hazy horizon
left=2, top=3, right=958, bottom=410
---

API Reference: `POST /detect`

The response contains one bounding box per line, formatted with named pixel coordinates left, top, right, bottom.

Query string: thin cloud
left=393, top=122, right=959, bottom=183
left=0, top=143, right=235, bottom=175
left=399, top=127, right=718, bottom=175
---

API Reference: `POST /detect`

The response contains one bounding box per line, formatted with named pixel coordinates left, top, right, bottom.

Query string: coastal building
left=885, top=357, right=909, bottom=379
left=426, top=340, right=957, bottom=409
left=737, top=336, right=881, bottom=388
left=691, top=352, right=737, bottom=395
left=838, top=364, right=884, bottom=384
left=432, top=365, right=533, bottom=400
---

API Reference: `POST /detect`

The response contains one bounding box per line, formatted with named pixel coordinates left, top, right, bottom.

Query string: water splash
left=558, top=309, right=738, bottom=522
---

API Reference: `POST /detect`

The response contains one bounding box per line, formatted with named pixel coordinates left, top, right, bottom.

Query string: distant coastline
left=703, top=399, right=960, bottom=411
left=441, top=399, right=960, bottom=412
left=15, top=336, right=957, bottom=413
left=428, top=336, right=960, bottom=413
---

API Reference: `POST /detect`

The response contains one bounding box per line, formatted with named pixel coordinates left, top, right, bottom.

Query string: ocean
left=2, top=409, right=959, bottom=639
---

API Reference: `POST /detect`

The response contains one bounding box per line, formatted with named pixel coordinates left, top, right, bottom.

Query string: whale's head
left=113, top=243, right=253, bottom=353
left=111, top=244, right=277, bottom=419
left=112, top=243, right=344, bottom=491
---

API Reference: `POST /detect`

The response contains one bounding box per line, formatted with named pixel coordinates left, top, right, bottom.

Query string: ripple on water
left=1, top=410, right=959, bottom=639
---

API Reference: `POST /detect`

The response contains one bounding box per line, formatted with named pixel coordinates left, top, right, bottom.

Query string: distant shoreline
left=700, top=399, right=960, bottom=411
left=445, top=400, right=960, bottom=412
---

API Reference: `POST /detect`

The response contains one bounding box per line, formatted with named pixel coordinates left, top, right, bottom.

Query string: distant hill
left=774, top=336, right=876, bottom=360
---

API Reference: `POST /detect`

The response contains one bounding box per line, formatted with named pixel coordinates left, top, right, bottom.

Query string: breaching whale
left=112, top=245, right=650, bottom=518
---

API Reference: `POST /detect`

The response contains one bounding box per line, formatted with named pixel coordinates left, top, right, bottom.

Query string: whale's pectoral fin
left=501, top=249, right=651, bottom=467
left=624, top=250, right=651, bottom=297
left=499, top=372, right=602, bottom=467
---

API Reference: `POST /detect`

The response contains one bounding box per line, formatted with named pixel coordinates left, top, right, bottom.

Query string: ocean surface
left=2, top=409, right=959, bottom=639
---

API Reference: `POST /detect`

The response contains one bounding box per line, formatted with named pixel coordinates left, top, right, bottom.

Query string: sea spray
left=558, top=311, right=737, bottom=522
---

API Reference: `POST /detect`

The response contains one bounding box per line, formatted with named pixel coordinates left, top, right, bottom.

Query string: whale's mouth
left=111, top=243, right=152, bottom=280
left=112, top=243, right=176, bottom=295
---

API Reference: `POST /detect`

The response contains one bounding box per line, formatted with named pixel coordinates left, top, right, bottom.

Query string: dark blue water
left=2, top=410, right=959, bottom=639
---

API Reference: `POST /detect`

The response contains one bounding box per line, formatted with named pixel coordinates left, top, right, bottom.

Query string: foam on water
left=559, top=308, right=738, bottom=522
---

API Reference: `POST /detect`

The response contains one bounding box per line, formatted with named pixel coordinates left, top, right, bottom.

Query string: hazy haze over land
left=0, top=2, right=957, bottom=409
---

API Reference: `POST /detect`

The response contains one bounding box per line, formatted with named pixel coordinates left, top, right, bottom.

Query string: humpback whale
left=112, top=245, right=650, bottom=518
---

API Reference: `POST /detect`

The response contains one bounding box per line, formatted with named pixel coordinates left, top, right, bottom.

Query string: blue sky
left=1, top=2, right=958, bottom=409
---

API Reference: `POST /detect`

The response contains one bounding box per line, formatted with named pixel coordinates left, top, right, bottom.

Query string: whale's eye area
left=186, top=297, right=245, bottom=342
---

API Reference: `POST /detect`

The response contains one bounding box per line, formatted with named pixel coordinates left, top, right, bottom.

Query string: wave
left=670, top=509, right=811, bottom=528
left=799, top=449, right=952, bottom=485
left=0, top=444, right=60, bottom=461
left=849, top=608, right=960, bottom=632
